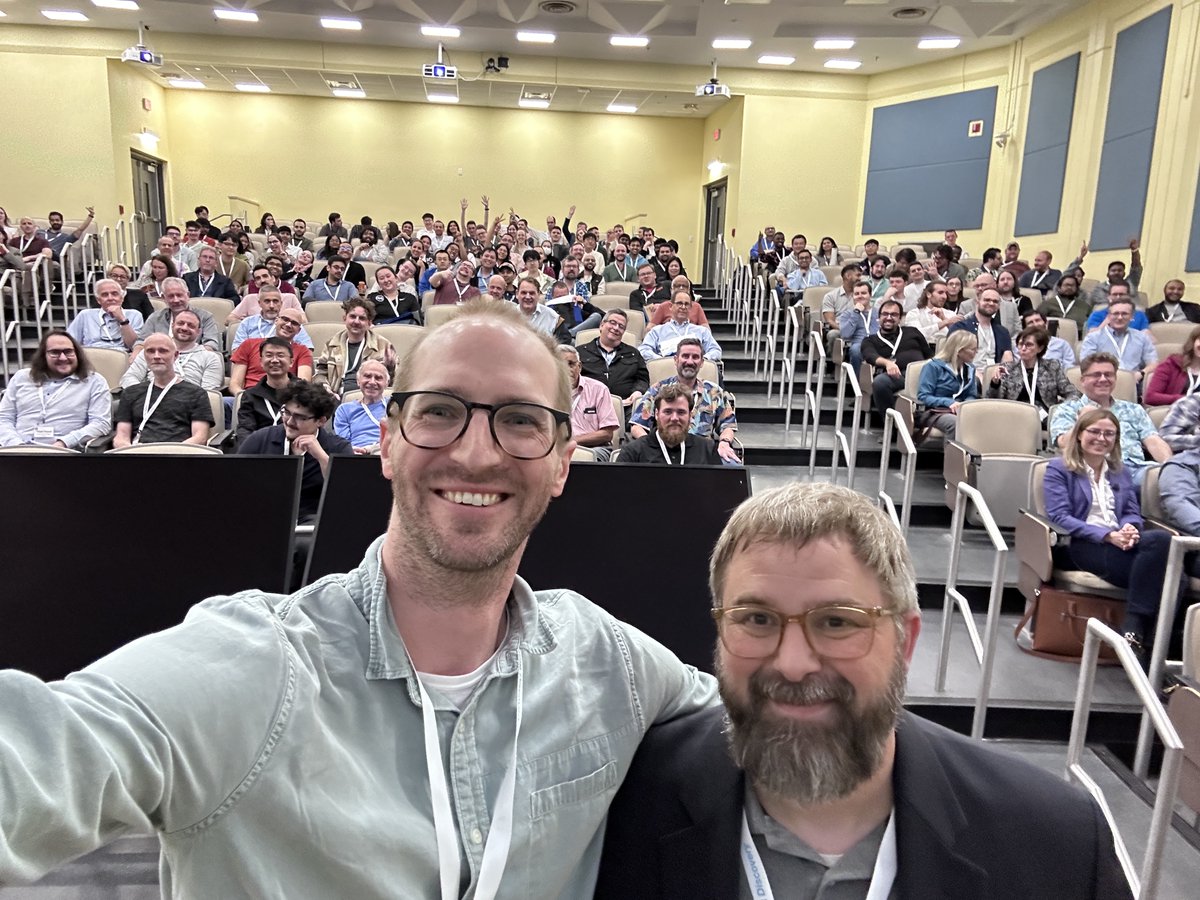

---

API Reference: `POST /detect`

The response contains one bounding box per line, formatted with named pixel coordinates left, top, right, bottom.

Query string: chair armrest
left=1144, top=517, right=1181, bottom=536
left=85, top=431, right=116, bottom=454
left=207, top=426, right=234, bottom=450
left=943, top=440, right=976, bottom=510
left=1015, top=508, right=1059, bottom=585
left=895, top=394, right=916, bottom=437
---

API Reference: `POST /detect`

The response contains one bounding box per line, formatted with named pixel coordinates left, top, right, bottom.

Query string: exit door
left=131, top=152, right=166, bottom=268
left=702, top=179, right=727, bottom=288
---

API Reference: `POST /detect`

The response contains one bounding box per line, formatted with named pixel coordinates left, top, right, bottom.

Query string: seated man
left=1021, top=309, right=1076, bottom=368
left=313, top=298, right=396, bottom=397
left=546, top=280, right=603, bottom=335
left=135, top=278, right=221, bottom=354
left=1078, top=294, right=1156, bottom=385
left=1158, top=449, right=1200, bottom=574
left=639, top=292, right=722, bottom=362
left=1037, top=272, right=1091, bottom=332
left=630, top=338, right=739, bottom=465
left=515, top=276, right=571, bottom=344
left=863, top=299, right=933, bottom=421
left=1159, top=391, right=1200, bottom=453
left=229, top=310, right=314, bottom=396
left=429, top=258, right=481, bottom=305
left=66, top=278, right=142, bottom=352
left=948, top=288, right=1013, bottom=367
left=302, top=256, right=358, bottom=305
left=332, top=359, right=389, bottom=454
left=1050, top=352, right=1171, bottom=487
left=238, top=381, right=351, bottom=523
left=236, top=336, right=299, bottom=443
left=838, top=281, right=879, bottom=371
left=779, top=248, right=827, bottom=301
left=7, top=216, right=54, bottom=301
left=629, top=261, right=669, bottom=318
left=119, top=308, right=222, bottom=392
left=556, top=345, right=619, bottom=461
left=578, top=309, right=650, bottom=409
left=232, top=288, right=315, bottom=352
left=183, top=246, right=240, bottom=301
left=113, top=334, right=214, bottom=447
left=228, top=265, right=304, bottom=322
left=617, top=384, right=722, bottom=465
left=1072, top=238, right=1142, bottom=307
left=602, top=241, right=637, bottom=284
left=1146, top=279, right=1200, bottom=323
left=820, top=265, right=861, bottom=355
left=1083, top=282, right=1150, bottom=333
left=595, top=482, right=1130, bottom=900
left=0, top=330, right=111, bottom=449
left=1018, top=250, right=1061, bottom=297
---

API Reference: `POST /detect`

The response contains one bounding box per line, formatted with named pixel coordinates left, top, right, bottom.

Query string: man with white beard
left=595, top=483, right=1130, bottom=900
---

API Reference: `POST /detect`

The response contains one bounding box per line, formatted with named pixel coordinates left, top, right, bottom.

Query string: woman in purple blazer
left=1044, top=407, right=1180, bottom=657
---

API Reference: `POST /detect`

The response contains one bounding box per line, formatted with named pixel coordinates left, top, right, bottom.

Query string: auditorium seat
left=1149, top=322, right=1195, bottom=348
left=82, top=347, right=130, bottom=391
left=422, top=305, right=458, bottom=330
left=646, top=357, right=718, bottom=385
left=571, top=446, right=597, bottom=461
left=943, top=398, right=1043, bottom=528
left=303, top=323, right=344, bottom=351
left=591, top=295, right=630, bottom=313
left=374, top=324, right=425, bottom=371
left=0, top=445, right=78, bottom=455
left=574, top=327, right=638, bottom=348
left=603, top=281, right=637, bottom=299
left=1048, top=317, right=1079, bottom=347
left=106, top=442, right=223, bottom=456
left=304, top=301, right=347, bottom=323
left=1065, top=366, right=1137, bottom=402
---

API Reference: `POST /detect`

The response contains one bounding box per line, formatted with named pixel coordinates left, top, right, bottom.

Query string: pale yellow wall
left=164, top=91, right=704, bottom=270
left=702, top=96, right=744, bottom=254
left=105, top=60, right=173, bottom=218
left=1, top=54, right=118, bottom=222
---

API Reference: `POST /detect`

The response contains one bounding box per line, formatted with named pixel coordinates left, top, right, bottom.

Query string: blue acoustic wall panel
left=1188, top=170, right=1200, bottom=271
left=1014, top=54, right=1080, bottom=236
left=1090, top=7, right=1172, bottom=250
left=862, top=86, right=998, bottom=234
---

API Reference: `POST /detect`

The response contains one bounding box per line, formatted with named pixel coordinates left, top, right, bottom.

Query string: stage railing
left=1069, top=619, right=1182, bottom=900
left=934, top=482, right=1009, bottom=739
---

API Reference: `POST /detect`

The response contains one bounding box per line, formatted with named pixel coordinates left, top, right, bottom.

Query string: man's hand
left=461, top=198, right=469, bottom=211
left=292, top=433, right=329, bottom=463
left=948, top=402, right=962, bottom=414
left=717, top=440, right=739, bottom=463
left=1079, top=241, right=1089, bottom=258
left=384, top=344, right=397, bottom=370
left=481, top=195, right=490, bottom=208
left=885, top=361, right=901, bottom=378
left=568, top=205, right=576, bottom=218
left=1129, top=237, right=1140, bottom=252
left=85, top=206, right=95, bottom=217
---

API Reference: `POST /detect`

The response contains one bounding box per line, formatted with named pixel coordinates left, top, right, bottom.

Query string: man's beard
left=660, top=424, right=686, bottom=449
left=717, top=638, right=906, bottom=805
left=678, top=363, right=699, bottom=380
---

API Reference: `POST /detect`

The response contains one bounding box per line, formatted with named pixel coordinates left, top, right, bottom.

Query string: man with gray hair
left=596, top=482, right=1130, bottom=899
left=556, top=344, right=619, bottom=461
left=134, top=277, right=221, bottom=354
left=66, top=278, right=143, bottom=352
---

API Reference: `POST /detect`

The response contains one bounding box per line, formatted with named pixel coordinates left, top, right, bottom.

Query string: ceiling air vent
left=539, top=1, right=578, bottom=14
left=892, top=7, right=928, bottom=19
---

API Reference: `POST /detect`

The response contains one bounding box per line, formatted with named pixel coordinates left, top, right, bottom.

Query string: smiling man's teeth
left=443, top=491, right=502, bottom=507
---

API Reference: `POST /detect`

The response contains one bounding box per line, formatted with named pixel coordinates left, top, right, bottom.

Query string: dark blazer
left=985, top=357, right=1079, bottom=407
left=595, top=706, right=1130, bottom=900
left=949, top=315, right=1013, bottom=361
left=122, top=288, right=154, bottom=320
left=617, top=432, right=723, bottom=465
left=1018, top=267, right=1063, bottom=295
left=1044, top=456, right=1142, bottom=544
left=578, top=338, right=650, bottom=400
left=1145, top=300, right=1200, bottom=323
left=182, top=270, right=240, bottom=302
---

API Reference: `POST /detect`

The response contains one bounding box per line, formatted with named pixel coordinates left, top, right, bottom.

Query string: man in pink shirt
left=557, top=344, right=620, bottom=461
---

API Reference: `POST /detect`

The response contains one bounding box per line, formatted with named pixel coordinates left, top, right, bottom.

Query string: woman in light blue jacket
left=917, top=330, right=978, bottom=438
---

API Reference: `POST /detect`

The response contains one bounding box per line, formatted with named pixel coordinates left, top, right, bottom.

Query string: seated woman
left=1044, top=408, right=1182, bottom=657
left=1144, top=324, right=1200, bottom=406
left=814, top=236, right=842, bottom=267
left=916, top=330, right=978, bottom=439
left=985, top=325, right=1079, bottom=421
left=943, top=275, right=966, bottom=313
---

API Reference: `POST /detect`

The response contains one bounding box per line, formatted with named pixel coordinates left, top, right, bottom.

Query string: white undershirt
left=416, top=613, right=510, bottom=710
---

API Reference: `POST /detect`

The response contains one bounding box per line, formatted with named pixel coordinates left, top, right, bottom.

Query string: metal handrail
left=26, top=255, right=50, bottom=347
left=830, top=361, right=862, bottom=488
left=1134, top=534, right=1200, bottom=778
left=934, top=482, right=1009, bottom=739
left=1069, top=619, right=1183, bottom=900
left=802, top=331, right=826, bottom=474
left=877, top=407, right=916, bottom=532
left=127, top=218, right=141, bottom=271
left=879, top=492, right=902, bottom=530
left=748, top=275, right=766, bottom=363
left=735, top=266, right=752, bottom=341
left=779, top=307, right=801, bottom=430
left=0, top=269, right=13, bottom=380
left=115, top=219, right=128, bottom=265
left=763, top=291, right=782, bottom=397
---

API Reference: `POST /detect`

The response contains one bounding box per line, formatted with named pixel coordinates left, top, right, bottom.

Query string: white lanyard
left=738, top=809, right=897, bottom=900
left=1106, top=328, right=1129, bottom=360
left=954, top=365, right=973, bottom=400
left=322, top=280, right=340, bottom=300
left=360, top=401, right=381, bottom=426
left=876, top=333, right=899, bottom=357
left=344, top=339, right=366, bottom=376
left=416, top=664, right=522, bottom=900
left=1030, top=269, right=1048, bottom=288
left=381, top=294, right=400, bottom=319
left=1056, top=296, right=1075, bottom=318
left=1188, top=370, right=1200, bottom=396
left=218, top=257, right=233, bottom=276
left=454, top=281, right=471, bottom=302
left=38, top=381, right=70, bottom=417
left=616, top=261, right=630, bottom=280
left=282, top=436, right=291, bottom=455
left=655, top=431, right=684, bottom=464
left=263, top=398, right=281, bottom=425
left=99, top=312, right=123, bottom=342
left=197, top=274, right=215, bottom=296
left=859, top=312, right=870, bottom=333
left=1021, top=362, right=1039, bottom=406
left=135, top=377, right=179, bottom=444
left=18, top=234, right=33, bottom=253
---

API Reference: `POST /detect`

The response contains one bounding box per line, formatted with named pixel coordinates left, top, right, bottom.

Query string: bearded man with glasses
left=596, top=482, right=1130, bottom=900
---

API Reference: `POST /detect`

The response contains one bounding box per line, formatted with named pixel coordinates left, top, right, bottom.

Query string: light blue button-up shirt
left=0, top=369, right=111, bottom=448
left=0, top=537, right=717, bottom=896
left=639, top=321, right=723, bottom=361
left=232, top=315, right=315, bottom=351
left=66, top=307, right=144, bottom=351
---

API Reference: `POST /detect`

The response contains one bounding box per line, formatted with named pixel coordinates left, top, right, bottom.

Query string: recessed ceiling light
left=421, top=26, right=460, bottom=38
left=519, top=98, right=550, bottom=109
left=823, top=59, right=863, bottom=70
left=711, top=38, right=752, bottom=50
left=332, top=88, right=366, bottom=99
left=320, top=17, right=362, bottom=31
left=0, top=8, right=8, bottom=15
left=92, top=0, right=140, bottom=10
left=918, top=37, right=961, bottom=49
left=427, top=93, right=459, bottom=104
left=213, top=9, right=258, bottom=22
left=610, top=35, right=649, bottom=48
left=607, top=103, right=638, bottom=114
left=168, top=78, right=206, bottom=88
left=814, top=39, right=855, bottom=50
left=757, top=55, right=795, bottom=66
left=517, top=31, right=556, bottom=43
left=41, top=10, right=90, bottom=21
left=234, top=82, right=271, bottom=92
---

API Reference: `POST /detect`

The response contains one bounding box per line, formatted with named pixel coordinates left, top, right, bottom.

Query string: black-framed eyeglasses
left=387, top=390, right=571, bottom=460
left=281, top=407, right=317, bottom=423
left=46, top=349, right=77, bottom=358
left=712, top=604, right=900, bottom=660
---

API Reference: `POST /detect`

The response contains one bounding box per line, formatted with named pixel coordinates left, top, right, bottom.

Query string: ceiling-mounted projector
left=696, top=80, right=731, bottom=98
left=122, top=45, right=164, bottom=67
